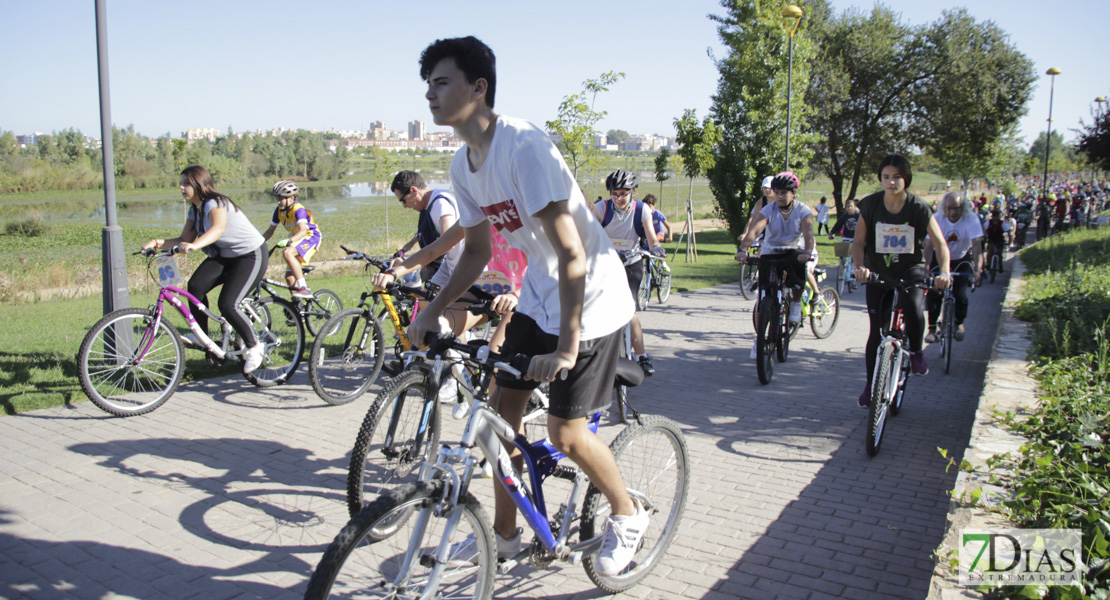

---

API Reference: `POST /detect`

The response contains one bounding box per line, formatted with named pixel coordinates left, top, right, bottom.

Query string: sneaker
left=750, top=343, right=758, bottom=360
left=596, top=501, right=649, bottom=577
left=438, top=376, right=458, bottom=404
left=788, top=302, right=802, bottom=324
left=910, top=351, right=929, bottom=376
left=452, top=399, right=470, bottom=420
left=243, top=344, right=265, bottom=374
left=858, top=383, right=872, bottom=408
left=291, top=286, right=313, bottom=299
left=451, top=527, right=522, bottom=563
left=924, top=328, right=938, bottom=344
left=954, top=324, right=966, bottom=342
left=181, top=333, right=202, bottom=349
left=637, top=355, right=655, bottom=377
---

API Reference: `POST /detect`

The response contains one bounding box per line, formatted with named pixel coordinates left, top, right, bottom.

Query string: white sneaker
left=452, top=399, right=470, bottom=420
left=243, top=344, right=265, bottom=374
left=750, top=343, right=758, bottom=359
left=450, top=527, right=522, bottom=564
left=789, top=302, right=802, bottom=324
left=596, top=501, right=649, bottom=576
left=438, top=376, right=458, bottom=404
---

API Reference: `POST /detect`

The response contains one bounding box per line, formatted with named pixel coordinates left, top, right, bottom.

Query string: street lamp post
left=782, top=4, right=803, bottom=172
left=1041, top=67, right=1061, bottom=202
left=1096, top=96, right=1107, bottom=121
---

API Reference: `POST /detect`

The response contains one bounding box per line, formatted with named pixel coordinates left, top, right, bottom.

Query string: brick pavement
left=0, top=264, right=1010, bottom=599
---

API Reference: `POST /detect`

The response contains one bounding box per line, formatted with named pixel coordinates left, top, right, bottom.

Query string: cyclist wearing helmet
left=851, top=154, right=950, bottom=407
left=262, top=179, right=322, bottom=299
left=736, top=171, right=817, bottom=329
left=593, top=168, right=665, bottom=376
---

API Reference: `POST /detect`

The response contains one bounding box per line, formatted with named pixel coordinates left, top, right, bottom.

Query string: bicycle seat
left=302, top=265, right=316, bottom=274
left=813, top=267, right=827, bottom=278
left=615, top=358, right=644, bottom=388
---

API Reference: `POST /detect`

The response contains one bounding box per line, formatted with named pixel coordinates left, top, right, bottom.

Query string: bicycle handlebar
left=418, top=332, right=568, bottom=381
left=135, top=247, right=180, bottom=257
left=866, top=273, right=935, bottom=290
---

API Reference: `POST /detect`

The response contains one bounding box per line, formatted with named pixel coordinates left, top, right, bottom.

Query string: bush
left=4, top=217, right=50, bottom=237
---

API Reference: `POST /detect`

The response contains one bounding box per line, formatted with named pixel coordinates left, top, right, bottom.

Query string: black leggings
left=187, top=245, right=267, bottom=347
left=864, top=267, right=927, bottom=383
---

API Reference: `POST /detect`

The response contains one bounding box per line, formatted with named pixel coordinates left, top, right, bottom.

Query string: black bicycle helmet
left=770, top=171, right=800, bottom=191
left=605, top=169, right=638, bottom=191
left=270, top=179, right=299, bottom=198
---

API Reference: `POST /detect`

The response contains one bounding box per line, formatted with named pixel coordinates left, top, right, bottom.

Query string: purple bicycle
left=77, top=248, right=305, bottom=417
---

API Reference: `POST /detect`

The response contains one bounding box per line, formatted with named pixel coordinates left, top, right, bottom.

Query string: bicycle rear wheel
left=306, top=481, right=495, bottom=600
left=346, top=370, right=439, bottom=517
left=866, top=344, right=896, bottom=457
left=305, top=289, right=343, bottom=337
left=77, top=308, right=185, bottom=417
left=756, top=298, right=775, bottom=385
left=776, top=298, right=791, bottom=363
left=738, top=262, right=757, bottom=300
left=245, top=296, right=305, bottom=388
left=309, top=308, right=386, bottom=405
left=614, top=326, right=632, bottom=423
left=810, top=286, right=840, bottom=339
left=942, top=298, right=955, bottom=374
left=581, top=415, right=690, bottom=593
left=656, top=265, right=671, bottom=304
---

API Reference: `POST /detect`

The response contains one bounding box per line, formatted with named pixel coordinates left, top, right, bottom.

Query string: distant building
left=408, top=120, right=426, bottom=141
left=183, top=128, right=221, bottom=142
left=368, top=121, right=388, bottom=140
left=16, top=133, right=40, bottom=147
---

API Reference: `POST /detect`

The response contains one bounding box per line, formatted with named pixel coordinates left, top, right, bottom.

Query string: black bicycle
left=251, top=245, right=342, bottom=338
left=745, top=252, right=807, bottom=385
left=930, top=262, right=975, bottom=375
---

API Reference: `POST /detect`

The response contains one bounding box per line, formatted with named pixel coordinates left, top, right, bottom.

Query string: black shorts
left=495, top=313, right=622, bottom=420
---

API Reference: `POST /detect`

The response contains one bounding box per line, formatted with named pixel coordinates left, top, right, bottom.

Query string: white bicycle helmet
left=270, top=179, right=299, bottom=198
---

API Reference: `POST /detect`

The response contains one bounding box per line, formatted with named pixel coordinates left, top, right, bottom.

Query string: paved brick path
left=0, top=266, right=1009, bottom=599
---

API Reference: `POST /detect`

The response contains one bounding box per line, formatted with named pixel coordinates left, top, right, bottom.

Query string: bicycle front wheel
left=755, top=298, right=775, bottom=385
left=836, top=259, right=848, bottom=296
left=636, top=261, right=650, bottom=312
left=656, top=265, right=671, bottom=304
left=244, top=296, right=305, bottom=388
left=866, top=343, right=896, bottom=457
left=305, top=289, right=343, bottom=337
left=738, top=262, right=757, bottom=300
left=776, top=299, right=791, bottom=363
left=309, top=308, right=386, bottom=405
left=942, top=298, right=955, bottom=375
left=77, top=308, right=185, bottom=417
left=581, top=415, right=690, bottom=593
left=809, top=286, right=840, bottom=339
left=306, top=481, right=495, bottom=600
left=347, top=370, right=439, bottom=517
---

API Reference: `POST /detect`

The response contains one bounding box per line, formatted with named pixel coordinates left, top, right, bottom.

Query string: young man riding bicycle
left=406, top=35, right=648, bottom=576
left=923, top=192, right=982, bottom=344
left=592, top=169, right=666, bottom=376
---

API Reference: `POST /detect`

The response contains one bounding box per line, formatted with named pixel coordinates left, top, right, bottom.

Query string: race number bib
left=875, top=223, right=913, bottom=254
left=610, top=238, right=637, bottom=252
left=476, top=270, right=515, bottom=297
left=156, top=254, right=184, bottom=288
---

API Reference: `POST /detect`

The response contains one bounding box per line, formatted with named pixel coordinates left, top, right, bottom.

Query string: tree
left=673, top=109, right=721, bottom=262
left=0, top=130, right=16, bottom=161
left=545, top=71, right=624, bottom=180
left=805, top=5, right=917, bottom=210
left=913, top=9, right=1035, bottom=188
left=653, top=147, right=671, bottom=211
left=606, top=129, right=631, bottom=145
left=1076, top=114, right=1110, bottom=171
left=706, top=0, right=821, bottom=241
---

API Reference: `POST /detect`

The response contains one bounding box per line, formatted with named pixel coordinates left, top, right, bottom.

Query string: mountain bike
left=744, top=252, right=807, bottom=385
left=737, top=240, right=761, bottom=300
left=305, top=335, right=689, bottom=599
left=864, top=273, right=934, bottom=457
left=249, top=245, right=342, bottom=337
left=833, top=238, right=857, bottom=295
left=620, top=245, right=669, bottom=311
left=930, top=263, right=976, bottom=375
left=345, top=300, right=551, bottom=516
left=308, top=246, right=433, bottom=406
left=77, top=248, right=305, bottom=417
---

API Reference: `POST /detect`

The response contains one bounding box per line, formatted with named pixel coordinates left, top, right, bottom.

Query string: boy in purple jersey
left=262, top=180, right=322, bottom=299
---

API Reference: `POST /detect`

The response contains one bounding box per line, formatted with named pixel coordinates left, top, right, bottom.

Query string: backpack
left=600, top=199, right=647, bottom=243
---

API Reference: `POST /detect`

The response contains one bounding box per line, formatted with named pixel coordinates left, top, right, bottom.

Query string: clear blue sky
left=2, top=0, right=1106, bottom=148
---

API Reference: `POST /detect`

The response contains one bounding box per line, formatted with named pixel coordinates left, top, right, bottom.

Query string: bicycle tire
left=346, top=370, right=440, bottom=517
left=244, top=296, right=305, bottom=388
left=942, top=298, right=955, bottom=375
left=656, top=265, right=671, bottom=304
left=756, top=298, right=775, bottom=385
left=524, top=384, right=550, bottom=442
left=77, top=308, right=185, bottom=417
left=809, top=286, right=840, bottom=339
left=636, top=260, right=650, bottom=312
left=615, top=327, right=631, bottom=423
left=776, top=298, right=791, bottom=363
left=305, top=289, right=343, bottom=338
left=836, top=259, right=848, bottom=296
left=309, top=308, right=386, bottom=405
left=581, top=415, right=690, bottom=593
left=866, top=344, right=896, bottom=457
left=306, top=480, right=495, bottom=600
left=891, top=350, right=910, bottom=416
left=738, top=262, right=757, bottom=300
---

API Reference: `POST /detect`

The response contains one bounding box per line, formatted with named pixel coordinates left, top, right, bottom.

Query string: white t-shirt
left=427, top=190, right=462, bottom=287
left=593, top=199, right=655, bottom=252
left=759, top=201, right=813, bottom=253
left=929, top=213, right=982, bottom=259
left=816, top=203, right=830, bottom=224
left=451, top=115, right=634, bottom=339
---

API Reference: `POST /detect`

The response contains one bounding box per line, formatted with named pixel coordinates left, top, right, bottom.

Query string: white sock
left=295, top=278, right=306, bottom=288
